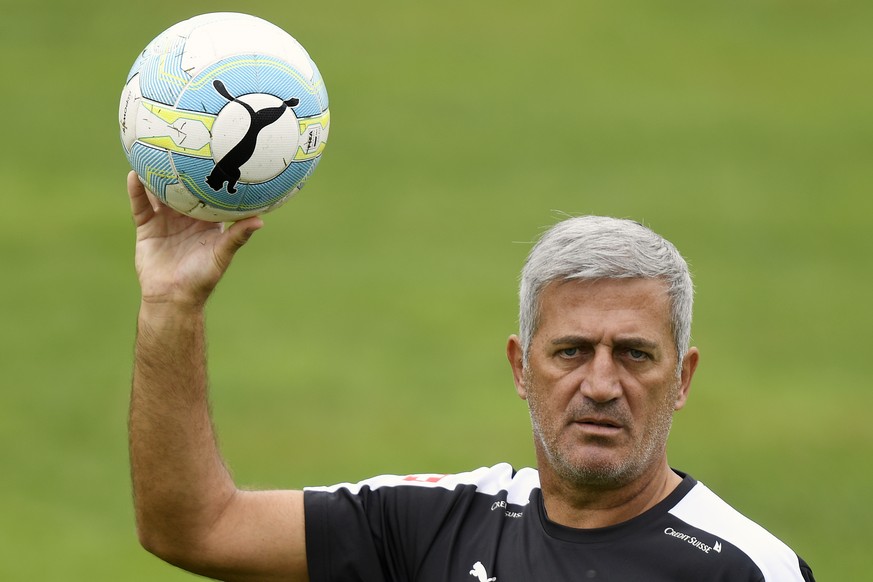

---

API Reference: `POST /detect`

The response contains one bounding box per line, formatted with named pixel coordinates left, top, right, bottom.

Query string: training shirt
left=304, top=464, right=813, bottom=582
left=304, top=463, right=814, bottom=582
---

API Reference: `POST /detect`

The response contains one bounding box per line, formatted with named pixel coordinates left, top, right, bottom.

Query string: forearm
left=129, top=301, right=236, bottom=558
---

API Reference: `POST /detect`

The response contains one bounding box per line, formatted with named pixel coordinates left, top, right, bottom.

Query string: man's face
left=508, top=278, right=698, bottom=490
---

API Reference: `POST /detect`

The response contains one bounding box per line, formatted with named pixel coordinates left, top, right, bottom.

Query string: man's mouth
left=573, top=416, right=624, bottom=435
left=577, top=416, right=622, bottom=428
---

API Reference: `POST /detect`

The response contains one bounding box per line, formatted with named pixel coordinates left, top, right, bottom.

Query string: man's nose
left=579, top=348, right=622, bottom=402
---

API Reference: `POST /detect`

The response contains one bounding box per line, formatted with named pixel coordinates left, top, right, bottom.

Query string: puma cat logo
left=469, top=561, right=496, bottom=582
left=206, top=79, right=300, bottom=194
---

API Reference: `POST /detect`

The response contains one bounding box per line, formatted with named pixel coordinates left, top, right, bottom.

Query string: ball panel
left=119, top=74, right=142, bottom=153
left=308, top=59, right=330, bottom=113
left=182, top=13, right=315, bottom=81
left=209, top=94, right=299, bottom=182
left=175, top=54, right=326, bottom=117
left=129, top=142, right=176, bottom=203
left=163, top=182, right=203, bottom=215
left=136, top=37, right=190, bottom=107
left=171, top=154, right=317, bottom=211
left=295, top=109, right=330, bottom=161
left=137, top=100, right=215, bottom=157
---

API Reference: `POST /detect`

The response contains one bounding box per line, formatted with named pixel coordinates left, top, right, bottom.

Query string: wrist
left=138, top=298, right=207, bottom=327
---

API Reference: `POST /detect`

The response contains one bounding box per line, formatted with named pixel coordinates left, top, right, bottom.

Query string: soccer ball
left=119, top=13, right=330, bottom=221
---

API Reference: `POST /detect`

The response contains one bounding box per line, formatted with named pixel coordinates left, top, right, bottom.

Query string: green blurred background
left=1, top=0, right=870, bottom=579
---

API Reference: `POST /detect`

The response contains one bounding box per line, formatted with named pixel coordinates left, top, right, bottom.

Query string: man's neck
left=539, top=463, right=683, bottom=529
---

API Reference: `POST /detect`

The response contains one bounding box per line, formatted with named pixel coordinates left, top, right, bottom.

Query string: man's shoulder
left=670, top=478, right=813, bottom=581
left=306, top=463, right=541, bottom=503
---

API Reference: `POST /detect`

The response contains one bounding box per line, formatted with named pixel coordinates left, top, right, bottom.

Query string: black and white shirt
left=304, top=463, right=814, bottom=581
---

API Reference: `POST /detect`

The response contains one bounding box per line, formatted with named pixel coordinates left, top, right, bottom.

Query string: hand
left=127, top=171, right=264, bottom=308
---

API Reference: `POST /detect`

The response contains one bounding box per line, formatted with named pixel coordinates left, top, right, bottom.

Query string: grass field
left=1, top=0, right=871, bottom=579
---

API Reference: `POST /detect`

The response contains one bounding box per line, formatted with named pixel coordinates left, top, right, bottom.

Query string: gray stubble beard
left=525, top=371, right=679, bottom=491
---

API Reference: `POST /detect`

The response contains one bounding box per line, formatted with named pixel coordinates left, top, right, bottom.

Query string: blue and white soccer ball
left=119, top=13, right=330, bottom=221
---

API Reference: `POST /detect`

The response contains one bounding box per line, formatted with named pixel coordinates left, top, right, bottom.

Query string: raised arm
left=126, top=172, right=309, bottom=581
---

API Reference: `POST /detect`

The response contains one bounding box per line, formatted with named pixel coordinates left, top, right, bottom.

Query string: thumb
left=214, top=216, right=264, bottom=268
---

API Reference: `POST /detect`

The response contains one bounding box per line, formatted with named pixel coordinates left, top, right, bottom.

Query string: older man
left=126, top=172, right=814, bottom=581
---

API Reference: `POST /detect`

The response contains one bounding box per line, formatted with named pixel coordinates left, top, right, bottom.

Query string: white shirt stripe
left=669, top=481, right=805, bottom=581
left=305, top=462, right=541, bottom=507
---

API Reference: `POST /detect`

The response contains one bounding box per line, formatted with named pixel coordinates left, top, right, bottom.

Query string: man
left=127, top=172, right=814, bottom=581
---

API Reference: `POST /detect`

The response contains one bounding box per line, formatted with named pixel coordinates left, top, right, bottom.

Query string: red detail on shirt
left=403, top=474, right=448, bottom=483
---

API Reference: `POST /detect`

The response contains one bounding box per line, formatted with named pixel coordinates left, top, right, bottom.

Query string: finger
left=127, top=171, right=155, bottom=226
left=214, top=216, right=265, bottom=266
left=226, top=216, right=265, bottom=251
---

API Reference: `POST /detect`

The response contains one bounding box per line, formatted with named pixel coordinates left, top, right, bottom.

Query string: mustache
left=567, top=400, right=632, bottom=427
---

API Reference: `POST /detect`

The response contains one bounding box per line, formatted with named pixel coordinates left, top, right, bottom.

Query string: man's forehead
left=537, top=277, right=673, bottom=335
left=544, top=276, right=671, bottom=304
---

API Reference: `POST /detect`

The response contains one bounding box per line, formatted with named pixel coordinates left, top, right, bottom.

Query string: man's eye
left=559, top=348, right=578, bottom=358
left=627, top=349, right=648, bottom=361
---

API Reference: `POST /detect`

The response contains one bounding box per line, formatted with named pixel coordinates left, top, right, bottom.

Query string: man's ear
left=506, top=335, right=528, bottom=400
left=674, top=347, right=699, bottom=411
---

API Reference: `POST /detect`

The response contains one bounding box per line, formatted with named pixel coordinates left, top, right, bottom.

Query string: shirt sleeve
left=799, top=556, right=816, bottom=582
left=304, top=486, right=390, bottom=582
left=304, top=477, right=463, bottom=582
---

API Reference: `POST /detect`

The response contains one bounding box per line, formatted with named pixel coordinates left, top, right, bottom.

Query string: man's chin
left=551, top=450, right=640, bottom=489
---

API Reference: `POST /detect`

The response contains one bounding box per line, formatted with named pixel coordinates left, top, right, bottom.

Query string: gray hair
left=518, top=216, right=694, bottom=370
